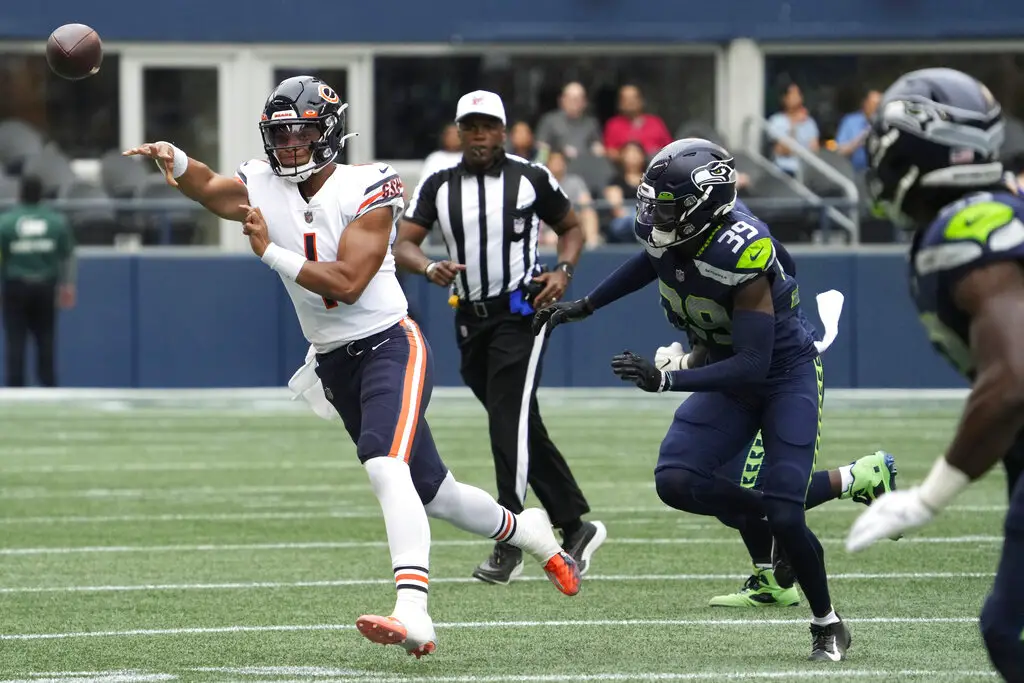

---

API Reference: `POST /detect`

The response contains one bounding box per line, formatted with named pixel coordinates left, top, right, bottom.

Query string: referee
left=395, top=90, right=606, bottom=585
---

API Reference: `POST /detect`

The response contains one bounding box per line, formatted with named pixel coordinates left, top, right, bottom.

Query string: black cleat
left=809, top=618, right=852, bottom=661
left=471, top=543, right=523, bottom=585
left=770, top=537, right=796, bottom=589
left=561, top=520, right=607, bottom=576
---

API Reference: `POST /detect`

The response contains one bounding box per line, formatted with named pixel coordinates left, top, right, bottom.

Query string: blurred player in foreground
left=846, top=67, right=1024, bottom=680
left=654, top=226, right=898, bottom=609
left=537, top=138, right=850, bottom=661
left=124, top=75, right=580, bottom=660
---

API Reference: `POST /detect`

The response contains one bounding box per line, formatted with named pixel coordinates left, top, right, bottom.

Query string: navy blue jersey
left=910, top=190, right=1024, bottom=380
left=648, top=209, right=819, bottom=377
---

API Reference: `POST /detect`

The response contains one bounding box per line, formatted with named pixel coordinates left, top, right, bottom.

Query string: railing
left=741, top=116, right=861, bottom=243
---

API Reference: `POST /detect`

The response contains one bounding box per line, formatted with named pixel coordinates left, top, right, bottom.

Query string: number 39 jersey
left=647, top=208, right=819, bottom=377
left=910, top=190, right=1024, bottom=380
left=237, top=159, right=408, bottom=351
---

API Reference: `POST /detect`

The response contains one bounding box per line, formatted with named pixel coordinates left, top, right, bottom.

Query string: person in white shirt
left=123, top=75, right=580, bottom=659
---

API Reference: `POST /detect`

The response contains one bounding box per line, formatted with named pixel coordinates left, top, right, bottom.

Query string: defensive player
left=656, top=233, right=898, bottom=608
left=124, top=75, right=580, bottom=659
left=537, top=138, right=850, bottom=661
left=846, top=67, right=1024, bottom=680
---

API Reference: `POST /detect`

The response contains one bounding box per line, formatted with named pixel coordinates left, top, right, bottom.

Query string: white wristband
left=917, top=457, right=971, bottom=513
left=261, top=243, right=307, bottom=281
left=424, top=261, right=438, bottom=278
left=155, top=141, right=189, bottom=178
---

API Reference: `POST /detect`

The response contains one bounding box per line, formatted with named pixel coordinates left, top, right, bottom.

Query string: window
left=374, top=52, right=717, bottom=160
left=766, top=52, right=1024, bottom=140
left=0, top=50, right=120, bottom=159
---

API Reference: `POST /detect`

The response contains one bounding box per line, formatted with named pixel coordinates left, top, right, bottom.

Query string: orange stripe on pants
left=388, top=318, right=426, bottom=463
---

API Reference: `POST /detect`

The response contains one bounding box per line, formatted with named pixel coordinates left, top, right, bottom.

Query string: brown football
left=46, top=24, right=103, bottom=81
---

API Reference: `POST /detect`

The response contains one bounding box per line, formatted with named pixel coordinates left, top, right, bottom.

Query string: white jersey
left=237, top=159, right=408, bottom=352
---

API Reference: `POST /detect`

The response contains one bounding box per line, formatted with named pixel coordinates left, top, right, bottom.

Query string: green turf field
left=0, top=390, right=1004, bottom=682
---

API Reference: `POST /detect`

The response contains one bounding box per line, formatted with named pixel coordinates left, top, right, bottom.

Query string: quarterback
left=124, top=76, right=580, bottom=659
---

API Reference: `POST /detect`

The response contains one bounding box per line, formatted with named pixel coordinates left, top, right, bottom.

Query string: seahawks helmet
left=259, top=76, right=355, bottom=183
left=866, top=68, right=1004, bottom=228
left=633, top=138, right=738, bottom=251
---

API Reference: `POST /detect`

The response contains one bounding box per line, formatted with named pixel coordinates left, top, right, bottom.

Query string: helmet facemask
left=259, top=103, right=355, bottom=183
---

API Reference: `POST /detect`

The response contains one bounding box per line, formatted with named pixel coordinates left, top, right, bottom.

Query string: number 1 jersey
left=648, top=208, right=819, bottom=378
left=237, top=159, right=408, bottom=351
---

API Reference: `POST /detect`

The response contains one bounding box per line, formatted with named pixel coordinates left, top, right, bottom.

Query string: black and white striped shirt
left=403, top=154, right=571, bottom=302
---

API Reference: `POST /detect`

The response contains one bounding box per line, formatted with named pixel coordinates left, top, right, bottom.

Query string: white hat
left=455, top=90, right=506, bottom=125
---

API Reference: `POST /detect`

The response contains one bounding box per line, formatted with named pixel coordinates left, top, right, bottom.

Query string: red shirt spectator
left=603, top=85, right=672, bottom=161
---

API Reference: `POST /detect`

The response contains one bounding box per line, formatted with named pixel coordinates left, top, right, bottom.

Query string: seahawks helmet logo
left=690, top=160, right=736, bottom=187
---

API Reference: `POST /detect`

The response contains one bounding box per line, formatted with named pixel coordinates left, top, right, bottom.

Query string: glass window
left=374, top=53, right=717, bottom=160
left=143, top=68, right=219, bottom=245
left=272, top=68, right=349, bottom=164
left=766, top=52, right=1024, bottom=140
left=0, top=50, right=119, bottom=159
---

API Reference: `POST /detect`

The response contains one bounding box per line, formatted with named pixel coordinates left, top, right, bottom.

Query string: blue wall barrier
left=6, top=250, right=966, bottom=389
left=9, top=0, right=1024, bottom=43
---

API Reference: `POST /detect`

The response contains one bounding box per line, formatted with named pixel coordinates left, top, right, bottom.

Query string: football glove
left=533, top=297, right=594, bottom=337
left=654, top=342, right=688, bottom=371
left=845, top=488, right=935, bottom=552
left=611, top=350, right=670, bottom=392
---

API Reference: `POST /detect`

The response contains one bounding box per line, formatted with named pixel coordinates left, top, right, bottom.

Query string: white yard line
left=0, top=572, right=996, bottom=595
left=0, top=535, right=1004, bottom=556
left=0, top=616, right=981, bottom=641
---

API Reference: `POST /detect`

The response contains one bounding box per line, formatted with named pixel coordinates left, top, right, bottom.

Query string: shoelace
left=809, top=624, right=832, bottom=651
left=742, top=574, right=762, bottom=592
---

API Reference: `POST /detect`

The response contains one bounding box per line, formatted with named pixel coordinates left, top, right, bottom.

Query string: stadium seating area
left=0, top=118, right=203, bottom=246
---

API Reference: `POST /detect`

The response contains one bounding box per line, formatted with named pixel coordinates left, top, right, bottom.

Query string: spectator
left=508, top=120, right=544, bottom=164
left=602, top=141, right=646, bottom=243
left=421, top=122, right=463, bottom=179
left=766, top=83, right=820, bottom=177
left=535, top=82, right=604, bottom=161
left=0, top=176, right=76, bottom=387
left=603, top=85, right=672, bottom=162
left=835, top=89, right=881, bottom=172
left=543, top=150, right=601, bottom=248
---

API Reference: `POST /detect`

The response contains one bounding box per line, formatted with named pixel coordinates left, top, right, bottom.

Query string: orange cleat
left=356, top=611, right=437, bottom=658
left=543, top=551, right=581, bottom=596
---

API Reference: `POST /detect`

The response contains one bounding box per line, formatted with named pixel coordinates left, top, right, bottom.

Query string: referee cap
left=455, top=90, right=506, bottom=125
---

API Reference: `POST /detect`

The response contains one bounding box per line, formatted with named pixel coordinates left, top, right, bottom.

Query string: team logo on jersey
left=304, top=209, right=314, bottom=224
left=691, top=160, right=736, bottom=187
left=318, top=84, right=340, bottom=104
left=675, top=268, right=685, bottom=282
left=323, top=387, right=333, bottom=401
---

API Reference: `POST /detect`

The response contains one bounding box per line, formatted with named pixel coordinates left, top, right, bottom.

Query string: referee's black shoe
left=561, top=520, right=607, bottom=576
left=471, top=543, right=524, bottom=585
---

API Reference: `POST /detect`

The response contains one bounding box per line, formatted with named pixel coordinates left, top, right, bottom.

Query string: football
left=45, top=23, right=103, bottom=80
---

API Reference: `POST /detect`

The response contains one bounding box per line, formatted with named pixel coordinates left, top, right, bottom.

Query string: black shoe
left=770, top=536, right=796, bottom=589
left=471, top=543, right=523, bottom=585
left=809, top=618, right=851, bottom=661
left=560, top=520, right=607, bottom=576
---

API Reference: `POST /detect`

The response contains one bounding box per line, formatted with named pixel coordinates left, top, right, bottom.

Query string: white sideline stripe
left=0, top=616, right=981, bottom=641
left=0, top=511, right=382, bottom=525
left=185, top=668, right=999, bottom=682
left=0, top=535, right=1004, bottom=556
left=0, top=572, right=995, bottom=595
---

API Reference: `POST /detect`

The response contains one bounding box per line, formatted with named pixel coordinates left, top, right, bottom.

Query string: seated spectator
left=603, top=84, right=672, bottom=163
left=602, top=142, right=646, bottom=243
left=835, top=89, right=881, bottom=172
left=421, top=122, right=463, bottom=179
left=535, top=82, right=604, bottom=161
left=766, top=83, right=820, bottom=177
left=540, top=150, right=601, bottom=248
left=507, top=120, right=544, bottom=164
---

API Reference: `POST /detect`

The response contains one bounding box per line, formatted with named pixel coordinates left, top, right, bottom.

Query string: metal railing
left=741, top=116, right=861, bottom=243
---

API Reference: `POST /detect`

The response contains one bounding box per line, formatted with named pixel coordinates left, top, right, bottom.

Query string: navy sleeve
left=666, top=309, right=774, bottom=390
left=587, top=251, right=658, bottom=309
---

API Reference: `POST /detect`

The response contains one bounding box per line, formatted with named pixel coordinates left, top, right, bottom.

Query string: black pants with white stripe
left=455, top=307, right=590, bottom=528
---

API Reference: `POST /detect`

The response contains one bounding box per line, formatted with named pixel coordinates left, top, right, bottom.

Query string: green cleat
left=708, top=567, right=800, bottom=608
left=847, top=450, right=898, bottom=506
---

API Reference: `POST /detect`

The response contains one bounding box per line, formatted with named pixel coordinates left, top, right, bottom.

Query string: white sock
left=839, top=465, right=854, bottom=497
left=811, top=608, right=840, bottom=626
left=424, top=471, right=509, bottom=539
left=365, top=457, right=430, bottom=612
